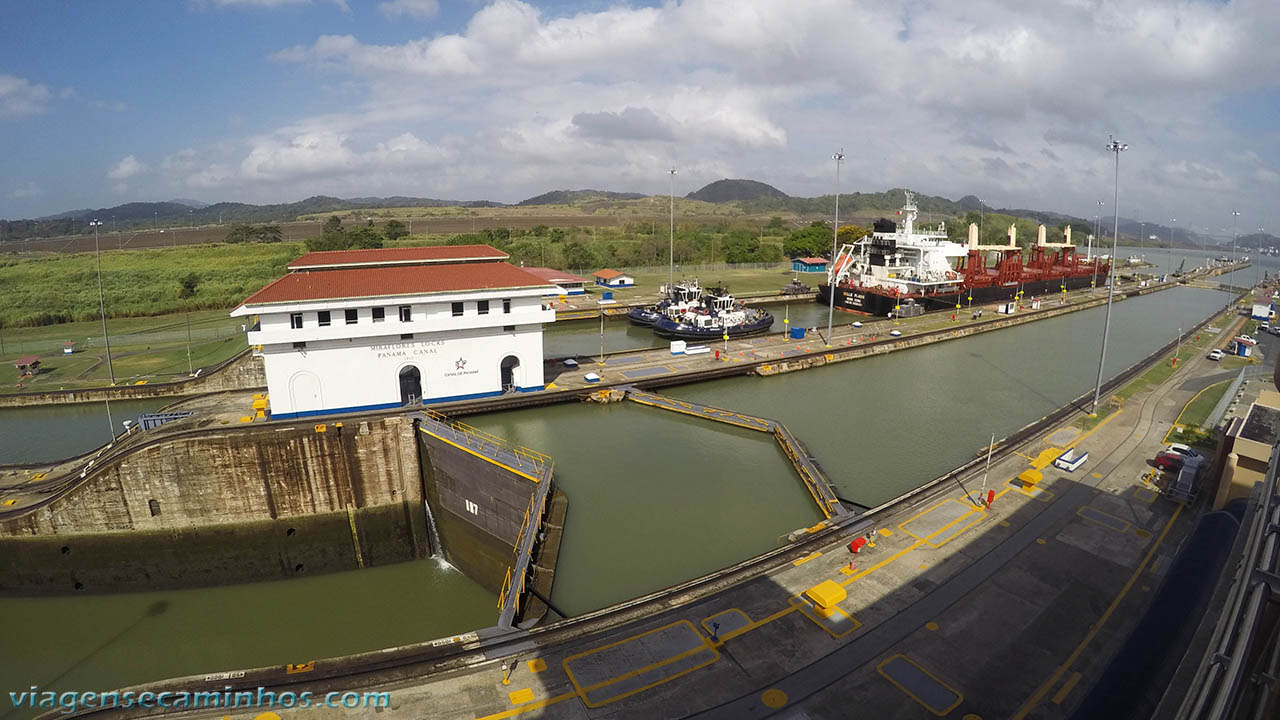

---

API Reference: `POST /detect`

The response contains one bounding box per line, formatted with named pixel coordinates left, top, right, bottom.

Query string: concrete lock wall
left=416, top=432, right=539, bottom=595
left=0, top=416, right=428, bottom=594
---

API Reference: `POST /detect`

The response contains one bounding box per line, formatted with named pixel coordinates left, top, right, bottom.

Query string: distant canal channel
left=0, top=283, right=1241, bottom=716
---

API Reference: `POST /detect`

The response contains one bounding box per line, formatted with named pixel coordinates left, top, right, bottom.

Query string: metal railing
left=497, top=478, right=551, bottom=626
left=418, top=407, right=551, bottom=479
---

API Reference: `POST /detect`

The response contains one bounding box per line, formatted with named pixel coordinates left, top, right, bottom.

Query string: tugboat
left=817, top=191, right=1107, bottom=315
left=627, top=278, right=702, bottom=326
left=652, top=287, right=774, bottom=339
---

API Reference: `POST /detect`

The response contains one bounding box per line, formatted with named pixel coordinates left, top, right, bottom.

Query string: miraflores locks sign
left=372, top=339, right=444, bottom=359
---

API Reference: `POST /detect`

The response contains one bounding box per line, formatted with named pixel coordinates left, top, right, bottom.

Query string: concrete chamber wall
left=0, top=416, right=428, bottom=594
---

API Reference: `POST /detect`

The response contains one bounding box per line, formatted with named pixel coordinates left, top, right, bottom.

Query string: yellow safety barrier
left=805, top=580, right=847, bottom=618
left=421, top=407, right=551, bottom=472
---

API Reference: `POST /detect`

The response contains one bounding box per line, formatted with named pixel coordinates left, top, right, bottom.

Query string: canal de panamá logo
left=445, top=356, right=478, bottom=378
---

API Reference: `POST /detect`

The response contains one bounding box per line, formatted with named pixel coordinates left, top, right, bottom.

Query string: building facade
left=232, top=245, right=556, bottom=419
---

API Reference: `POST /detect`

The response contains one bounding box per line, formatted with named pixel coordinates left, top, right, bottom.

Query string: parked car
left=1153, top=451, right=1185, bottom=472
left=1208, top=349, right=1224, bottom=360
left=1164, top=443, right=1203, bottom=462
left=1239, top=334, right=1257, bottom=344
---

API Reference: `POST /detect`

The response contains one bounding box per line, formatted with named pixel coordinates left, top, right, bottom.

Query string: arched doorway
left=288, top=371, right=323, bottom=413
left=398, top=365, right=422, bottom=406
left=500, top=355, right=521, bottom=393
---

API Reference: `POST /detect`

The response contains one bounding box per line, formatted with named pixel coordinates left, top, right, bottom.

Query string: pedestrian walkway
left=623, top=387, right=847, bottom=518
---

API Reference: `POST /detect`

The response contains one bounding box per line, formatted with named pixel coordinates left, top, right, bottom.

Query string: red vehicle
left=1153, top=451, right=1185, bottom=472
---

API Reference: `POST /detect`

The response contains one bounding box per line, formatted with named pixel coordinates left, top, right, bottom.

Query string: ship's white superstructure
left=829, top=192, right=969, bottom=296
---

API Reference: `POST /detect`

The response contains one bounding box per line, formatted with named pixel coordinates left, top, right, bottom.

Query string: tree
left=225, top=224, right=254, bottom=243
left=254, top=224, right=283, bottom=243
left=837, top=225, right=867, bottom=243
left=177, top=272, right=199, bottom=299
left=347, top=227, right=384, bottom=249
left=384, top=220, right=408, bottom=242
left=562, top=241, right=597, bottom=270
left=766, top=216, right=785, bottom=230
left=306, top=216, right=349, bottom=251
left=721, top=229, right=760, bottom=263
left=783, top=225, right=834, bottom=258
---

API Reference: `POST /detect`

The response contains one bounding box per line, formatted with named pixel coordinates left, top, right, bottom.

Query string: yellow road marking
left=1051, top=671, right=1083, bottom=704
left=474, top=691, right=578, bottom=720
left=792, top=551, right=821, bottom=566
left=507, top=688, right=535, bottom=705
left=1066, top=408, right=1123, bottom=450
left=1011, top=503, right=1184, bottom=720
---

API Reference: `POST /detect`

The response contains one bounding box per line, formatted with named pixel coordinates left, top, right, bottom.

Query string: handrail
left=419, top=407, right=551, bottom=472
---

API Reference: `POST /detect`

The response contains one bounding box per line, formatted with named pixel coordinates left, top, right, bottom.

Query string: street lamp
left=978, top=197, right=984, bottom=244
left=1232, top=210, right=1240, bottom=266
left=826, top=149, right=844, bottom=346
left=91, top=218, right=117, bottom=439
left=668, top=168, right=677, bottom=297
left=1091, top=137, right=1127, bottom=415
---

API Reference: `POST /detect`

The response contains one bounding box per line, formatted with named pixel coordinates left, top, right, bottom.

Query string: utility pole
left=668, top=168, right=677, bottom=296
left=1091, top=137, right=1127, bottom=415
left=90, top=220, right=115, bottom=384
left=826, top=149, right=844, bottom=346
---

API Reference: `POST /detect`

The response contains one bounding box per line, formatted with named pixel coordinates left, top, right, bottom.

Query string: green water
left=0, top=284, right=1239, bottom=710
left=0, top=561, right=490, bottom=720
left=0, top=399, right=169, bottom=465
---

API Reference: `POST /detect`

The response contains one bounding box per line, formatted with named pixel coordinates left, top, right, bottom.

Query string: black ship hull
left=817, top=274, right=1099, bottom=316
left=652, top=312, right=775, bottom=340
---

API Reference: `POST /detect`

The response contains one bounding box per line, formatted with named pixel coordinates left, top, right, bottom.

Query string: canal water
left=0, top=398, right=170, bottom=465
left=0, top=282, right=1244, bottom=714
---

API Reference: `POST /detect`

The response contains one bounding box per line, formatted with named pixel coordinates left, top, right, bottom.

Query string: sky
left=2, top=0, right=1278, bottom=237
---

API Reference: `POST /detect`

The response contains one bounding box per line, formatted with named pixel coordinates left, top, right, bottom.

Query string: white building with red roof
left=231, top=245, right=557, bottom=419
left=522, top=266, right=588, bottom=296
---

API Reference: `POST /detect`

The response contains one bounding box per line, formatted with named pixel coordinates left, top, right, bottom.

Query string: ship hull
left=817, top=274, right=1100, bottom=316
left=652, top=312, right=775, bottom=340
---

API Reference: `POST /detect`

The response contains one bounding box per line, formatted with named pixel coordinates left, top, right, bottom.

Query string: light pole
left=978, top=197, right=984, bottom=244
left=1091, top=137, right=1127, bottom=415
left=91, top=219, right=116, bottom=388
left=1168, top=218, right=1176, bottom=277
left=668, top=168, right=677, bottom=297
left=826, top=149, right=844, bottom=346
left=1231, top=210, right=1240, bottom=266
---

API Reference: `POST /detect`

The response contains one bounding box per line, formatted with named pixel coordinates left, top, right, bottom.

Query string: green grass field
left=1, top=309, right=247, bottom=393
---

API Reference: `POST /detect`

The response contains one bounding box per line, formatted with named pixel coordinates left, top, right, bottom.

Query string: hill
left=518, top=189, right=646, bottom=206
left=686, top=179, right=788, bottom=203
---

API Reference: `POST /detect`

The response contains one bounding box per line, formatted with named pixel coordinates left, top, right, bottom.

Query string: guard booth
left=13, top=356, right=40, bottom=377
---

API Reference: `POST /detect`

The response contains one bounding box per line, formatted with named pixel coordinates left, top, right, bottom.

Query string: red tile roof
left=287, top=244, right=508, bottom=270
left=796, top=257, right=828, bottom=264
left=523, top=267, right=589, bottom=284
left=593, top=269, right=626, bottom=279
left=239, top=262, right=554, bottom=306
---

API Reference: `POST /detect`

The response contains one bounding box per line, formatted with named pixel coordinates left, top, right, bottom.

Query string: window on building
left=503, top=325, right=515, bottom=332
left=451, top=302, right=464, bottom=317
left=478, top=300, right=489, bottom=315
left=293, top=341, right=307, bottom=349
left=503, top=298, right=512, bottom=314
left=372, top=307, right=385, bottom=323
left=400, top=333, right=414, bottom=340
left=345, top=308, right=358, bottom=325
left=317, top=310, right=331, bottom=327
left=290, top=313, right=303, bottom=329
left=398, top=305, right=411, bottom=322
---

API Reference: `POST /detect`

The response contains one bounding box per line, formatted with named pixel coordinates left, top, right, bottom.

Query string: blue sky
left=2, top=0, right=1279, bottom=236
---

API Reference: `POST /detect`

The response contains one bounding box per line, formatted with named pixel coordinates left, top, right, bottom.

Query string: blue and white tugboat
left=627, top=278, right=702, bottom=326
left=652, top=287, right=773, bottom=339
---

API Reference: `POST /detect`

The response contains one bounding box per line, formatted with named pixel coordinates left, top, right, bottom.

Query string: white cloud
left=76, top=0, right=1280, bottom=223
left=0, top=74, right=52, bottom=119
left=107, top=155, right=144, bottom=180
left=377, top=0, right=438, bottom=20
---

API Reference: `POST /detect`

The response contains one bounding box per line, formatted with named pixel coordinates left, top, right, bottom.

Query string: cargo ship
left=817, top=192, right=1109, bottom=316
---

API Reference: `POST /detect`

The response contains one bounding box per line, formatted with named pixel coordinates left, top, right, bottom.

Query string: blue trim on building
left=423, top=389, right=505, bottom=404
left=271, top=386, right=548, bottom=420
left=271, top=401, right=401, bottom=420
